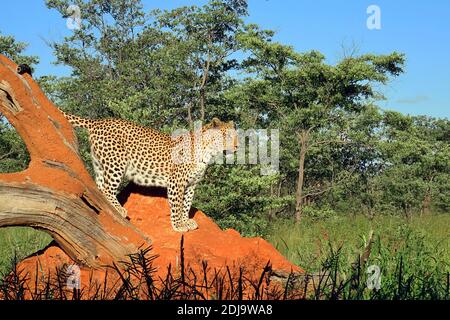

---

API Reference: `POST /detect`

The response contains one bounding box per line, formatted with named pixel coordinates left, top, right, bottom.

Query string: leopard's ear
left=211, top=117, right=222, bottom=128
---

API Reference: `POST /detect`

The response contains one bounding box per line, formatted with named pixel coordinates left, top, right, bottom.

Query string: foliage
left=22, top=1, right=448, bottom=223
left=268, top=214, right=449, bottom=299
left=194, top=165, right=292, bottom=236
left=0, top=228, right=51, bottom=275
left=0, top=1, right=448, bottom=290
left=0, top=31, right=39, bottom=68
left=1, top=216, right=448, bottom=300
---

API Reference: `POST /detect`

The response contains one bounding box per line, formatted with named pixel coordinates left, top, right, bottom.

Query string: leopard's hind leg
left=92, top=145, right=128, bottom=218
left=102, top=163, right=128, bottom=218
left=91, top=151, right=105, bottom=191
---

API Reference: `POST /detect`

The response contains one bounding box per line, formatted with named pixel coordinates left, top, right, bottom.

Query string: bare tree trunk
left=403, top=203, right=412, bottom=220
left=199, top=48, right=211, bottom=122
left=295, top=129, right=310, bottom=223
left=199, top=88, right=206, bottom=122
left=0, top=55, right=150, bottom=268
left=421, top=177, right=434, bottom=216
left=421, top=190, right=432, bottom=216
left=366, top=183, right=375, bottom=220
left=187, top=102, right=193, bottom=128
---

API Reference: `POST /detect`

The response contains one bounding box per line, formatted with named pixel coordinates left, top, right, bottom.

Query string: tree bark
left=295, top=129, right=310, bottom=223
left=187, top=101, right=193, bottom=128
left=199, top=44, right=211, bottom=122
left=421, top=191, right=432, bottom=216
left=0, top=55, right=151, bottom=268
left=421, top=176, right=434, bottom=216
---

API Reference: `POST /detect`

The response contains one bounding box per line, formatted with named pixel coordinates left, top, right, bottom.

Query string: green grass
left=267, top=214, right=450, bottom=271
left=0, top=227, right=51, bottom=275
left=267, top=214, right=450, bottom=299
left=0, top=214, right=448, bottom=299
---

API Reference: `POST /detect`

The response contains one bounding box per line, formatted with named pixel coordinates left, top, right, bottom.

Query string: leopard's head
left=201, top=117, right=238, bottom=161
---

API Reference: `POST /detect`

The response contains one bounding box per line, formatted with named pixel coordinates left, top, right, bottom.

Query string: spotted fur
left=63, top=111, right=238, bottom=232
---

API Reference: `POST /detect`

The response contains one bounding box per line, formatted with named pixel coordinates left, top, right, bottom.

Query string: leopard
left=62, top=112, right=238, bottom=232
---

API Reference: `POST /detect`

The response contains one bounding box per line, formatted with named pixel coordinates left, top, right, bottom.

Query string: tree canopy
left=1, top=0, right=448, bottom=235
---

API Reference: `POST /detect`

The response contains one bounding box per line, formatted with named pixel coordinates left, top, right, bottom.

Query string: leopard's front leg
left=167, top=182, right=189, bottom=232
left=182, top=185, right=198, bottom=230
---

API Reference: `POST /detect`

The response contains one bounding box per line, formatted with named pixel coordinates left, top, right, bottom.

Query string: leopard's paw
left=172, top=222, right=189, bottom=233
left=117, top=207, right=128, bottom=219
left=185, top=219, right=198, bottom=231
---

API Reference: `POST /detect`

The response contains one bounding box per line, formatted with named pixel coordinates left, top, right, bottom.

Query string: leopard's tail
left=61, top=111, right=95, bottom=129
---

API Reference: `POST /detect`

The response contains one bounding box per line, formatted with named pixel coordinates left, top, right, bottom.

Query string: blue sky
left=0, top=0, right=448, bottom=119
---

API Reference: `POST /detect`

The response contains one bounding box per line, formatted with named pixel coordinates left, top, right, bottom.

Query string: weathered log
left=0, top=54, right=151, bottom=268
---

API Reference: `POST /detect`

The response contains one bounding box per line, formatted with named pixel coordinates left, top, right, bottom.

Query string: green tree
left=379, top=112, right=450, bottom=216
left=45, top=0, right=273, bottom=228
left=236, top=25, right=405, bottom=221
left=46, top=0, right=247, bottom=125
left=155, top=0, right=248, bottom=123
left=21, top=0, right=445, bottom=234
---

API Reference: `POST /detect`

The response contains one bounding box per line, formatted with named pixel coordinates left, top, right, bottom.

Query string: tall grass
left=0, top=227, right=51, bottom=275
left=267, top=214, right=450, bottom=299
left=0, top=240, right=294, bottom=300
left=0, top=215, right=448, bottom=299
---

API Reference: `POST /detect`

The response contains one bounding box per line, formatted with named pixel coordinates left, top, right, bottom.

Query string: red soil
left=16, top=186, right=302, bottom=295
